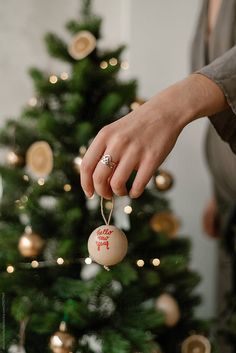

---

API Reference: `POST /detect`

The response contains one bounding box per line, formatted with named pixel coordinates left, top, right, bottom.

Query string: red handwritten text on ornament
left=96, top=228, right=114, bottom=251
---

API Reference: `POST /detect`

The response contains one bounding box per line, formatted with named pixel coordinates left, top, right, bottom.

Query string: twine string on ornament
left=100, top=197, right=114, bottom=225
left=100, top=197, right=114, bottom=271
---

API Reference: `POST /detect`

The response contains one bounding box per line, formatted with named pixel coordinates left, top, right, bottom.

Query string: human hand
left=80, top=74, right=227, bottom=199
left=80, top=97, right=184, bottom=199
left=202, top=197, right=221, bottom=238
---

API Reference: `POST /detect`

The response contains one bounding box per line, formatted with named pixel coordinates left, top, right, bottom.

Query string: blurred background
left=0, top=0, right=216, bottom=318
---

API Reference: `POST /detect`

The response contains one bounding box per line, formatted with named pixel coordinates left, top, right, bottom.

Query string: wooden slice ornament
left=181, top=335, right=211, bottom=353
left=87, top=197, right=128, bottom=269
left=68, top=31, right=96, bottom=60
left=26, top=141, right=53, bottom=178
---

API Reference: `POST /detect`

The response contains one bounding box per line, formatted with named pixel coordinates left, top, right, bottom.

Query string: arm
left=80, top=73, right=227, bottom=199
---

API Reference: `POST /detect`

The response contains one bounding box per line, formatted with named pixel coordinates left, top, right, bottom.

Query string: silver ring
left=101, top=154, right=117, bottom=169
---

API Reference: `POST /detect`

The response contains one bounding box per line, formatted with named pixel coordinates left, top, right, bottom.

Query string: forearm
left=141, top=73, right=228, bottom=129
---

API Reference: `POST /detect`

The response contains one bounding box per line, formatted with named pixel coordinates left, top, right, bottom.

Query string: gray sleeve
left=196, top=45, right=236, bottom=154
left=197, top=45, right=236, bottom=114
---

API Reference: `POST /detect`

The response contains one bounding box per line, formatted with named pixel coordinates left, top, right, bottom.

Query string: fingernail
left=129, top=189, right=140, bottom=199
left=85, top=191, right=92, bottom=198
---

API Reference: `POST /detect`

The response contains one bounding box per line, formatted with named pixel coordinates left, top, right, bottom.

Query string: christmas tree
left=0, top=1, right=210, bottom=352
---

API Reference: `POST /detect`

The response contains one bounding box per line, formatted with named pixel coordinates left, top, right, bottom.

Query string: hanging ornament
left=155, top=293, right=180, bottom=327
left=181, top=335, right=211, bottom=353
left=88, top=197, right=128, bottom=268
left=18, top=226, right=45, bottom=258
left=130, top=98, right=146, bottom=111
left=6, top=151, right=23, bottom=167
left=154, top=170, right=174, bottom=192
left=68, top=31, right=96, bottom=60
left=150, top=211, right=180, bottom=238
left=26, top=141, right=53, bottom=178
left=49, top=321, right=76, bottom=353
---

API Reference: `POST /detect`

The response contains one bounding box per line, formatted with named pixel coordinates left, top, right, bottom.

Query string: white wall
left=127, top=0, right=217, bottom=318
left=0, top=0, right=217, bottom=317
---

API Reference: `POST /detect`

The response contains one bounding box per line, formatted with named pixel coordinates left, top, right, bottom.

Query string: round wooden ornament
left=87, top=198, right=128, bottom=268
left=26, top=141, right=53, bottom=178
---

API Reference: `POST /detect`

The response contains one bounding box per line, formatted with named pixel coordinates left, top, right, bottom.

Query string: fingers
left=92, top=149, right=119, bottom=199
left=109, top=150, right=138, bottom=196
left=80, top=130, right=107, bottom=197
left=129, top=157, right=156, bottom=198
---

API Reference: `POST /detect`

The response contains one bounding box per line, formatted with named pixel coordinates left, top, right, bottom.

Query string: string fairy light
left=64, top=184, right=72, bottom=192
left=23, top=174, right=29, bottom=182
left=7, top=265, right=15, bottom=273
left=152, top=258, right=161, bottom=267
left=124, top=205, right=132, bottom=214
left=85, top=257, right=92, bottom=265
left=4, top=255, right=162, bottom=274
left=60, top=72, right=69, bottom=80
left=31, top=260, right=39, bottom=268
left=37, top=178, right=45, bottom=186
left=109, top=57, right=118, bottom=66
left=49, top=75, right=58, bottom=84
left=28, top=97, right=38, bottom=107
left=121, top=60, right=129, bottom=70
left=100, top=61, right=108, bottom=69
left=57, top=257, right=64, bottom=265
left=79, top=146, right=87, bottom=156
left=136, top=259, right=145, bottom=267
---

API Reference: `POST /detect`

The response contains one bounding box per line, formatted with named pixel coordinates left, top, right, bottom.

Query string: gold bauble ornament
left=155, top=293, right=180, bottom=327
left=88, top=225, right=128, bottom=267
left=154, top=170, right=174, bottom=192
left=181, top=335, right=211, bottom=353
left=18, top=227, right=45, bottom=258
left=150, top=211, right=180, bottom=238
left=7, top=151, right=23, bottom=167
left=68, top=31, right=96, bottom=60
left=49, top=321, right=76, bottom=353
left=26, top=141, right=53, bottom=178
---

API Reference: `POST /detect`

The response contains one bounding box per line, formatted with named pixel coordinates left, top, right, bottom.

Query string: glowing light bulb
left=121, top=61, right=129, bottom=70
left=109, top=57, right=118, bottom=66
left=23, top=174, right=29, bottom=181
left=79, top=146, right=87, bottom=156
left=60, top=72, right=69, bottom=80
left=100, top=61, right=108, bottom=69
left=38, top=178, right=45, bottom=186
left=28, top=97, right=37, bottom=107
left=49, top=75, right=58, bottom=84
left=7, top=265, right=15, bottom=273
left=31, top=260, right=39, bottom=268
left=85, top=257, right=92, bottom=265
left=152, top=258, right=161, bottom=267
left=57, top=257, right=64, bottom=265
left=136, top=259, right=145, bottom=267
left=105, top=201, right=113, bottom=210
left=130, top=101, right=141, bottom=110
left=64, top=184, right=72, bottom=192
left=124, top=205, right=132, bottom=214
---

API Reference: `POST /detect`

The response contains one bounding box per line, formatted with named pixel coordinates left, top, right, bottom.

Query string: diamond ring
left=101, top=154, right=117, bottom=169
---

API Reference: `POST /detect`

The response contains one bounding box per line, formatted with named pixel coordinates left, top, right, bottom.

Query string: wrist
left=147, top=73, right=227, bottom=130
